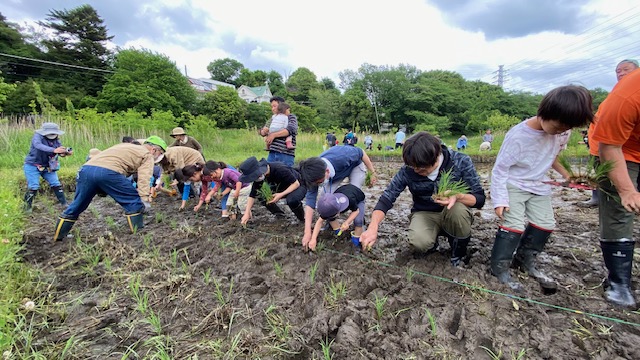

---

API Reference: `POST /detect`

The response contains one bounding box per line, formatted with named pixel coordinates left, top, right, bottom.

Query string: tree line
left=0, top=5, right=610, bottom=134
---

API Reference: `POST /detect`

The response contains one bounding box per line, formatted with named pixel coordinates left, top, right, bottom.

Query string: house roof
left=248, top=86, right=269, bottom=97
left=187, top=77, right=234, bottom=92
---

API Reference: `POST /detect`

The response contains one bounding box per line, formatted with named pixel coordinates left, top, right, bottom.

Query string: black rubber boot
left=51, top=185, right=67, bottom=206
left=265, top=203, right=286, bottom=218
left=290, top=203, right=305, bottom=221
left=514, top=225, right=557, bottom=294
left=448, top=235, right=471, bottom=267
left=490, top=227, right=523, bottom=291
left=24, top=190, right=37, bottom=213
left=601, top=241, right=637, bottom=308
left=54, top=217, right=76, bottom=241
left=126, top=213, right=144, bottom=233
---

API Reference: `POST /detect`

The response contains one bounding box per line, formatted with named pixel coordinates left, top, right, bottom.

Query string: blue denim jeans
left=24, top=163, right=61, bottom=190
left=267, top=151, right=295, bottom=167
left=62, top=165, right=144, bottom=220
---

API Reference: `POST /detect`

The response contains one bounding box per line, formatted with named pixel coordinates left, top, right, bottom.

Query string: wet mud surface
left=19, top=161, right=640, bottom=359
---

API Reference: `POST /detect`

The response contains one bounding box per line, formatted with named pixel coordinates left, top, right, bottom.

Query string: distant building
left=188, top=77, right=235, bottom=98
left=237, top=85, right=273, bottom=103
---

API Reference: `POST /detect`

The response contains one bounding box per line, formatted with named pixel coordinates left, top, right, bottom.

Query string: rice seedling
left=212, top=277, right=234, bottom=307
left=202, top=267, right=212, bottom=285
left=432, top=169, right=469, bottom=202
left=257, top=182, right=274, bottom=203
left=424, top=308, right=437, bottom=337
left=104, top=216, right=116, bottom=229
left=155, top=211, right=166, bottom=223
left=365, top=171, right=374, bottom=188
left=146, top=310, right=163, bottom=335
left=557, top=155, right=614, bottom=189
left=372, top=294, right=387, bottom=320
left=325, top=278, right=347, bottom=307
left=143, top=233, right=152, bottom=249
left=264, top=305, right=292, bottom=344
left=255, top=248, right=267, bottom=262
left=569, top=318, right=594, bottom=340
left=170, top=249, right=178, bottom=269
left=511, top=348, right=527, bottom=360
left=320, top=337, right=335, bottom=360
left=480, top=345, right=503, bottom=360
left=128, top=276, right=149, bottom=314
left=274, top=261, right=283, bottom=277
left=309, top=261, right=319, bottom=284
left=406, top=266, right=415, bottom=282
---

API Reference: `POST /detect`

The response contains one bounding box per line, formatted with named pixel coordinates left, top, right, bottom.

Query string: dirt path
left=19, top=161, right=640, bottom=359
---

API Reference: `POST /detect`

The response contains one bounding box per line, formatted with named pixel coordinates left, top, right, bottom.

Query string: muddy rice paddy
left=19, top=161, right=640, bottom=359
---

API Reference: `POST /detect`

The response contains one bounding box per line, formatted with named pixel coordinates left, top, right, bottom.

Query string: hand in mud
left=193, top=203, right=201, bottom=212
left=302, top=232, right=313, bottom=251
left=241, top=210, right=251, bottom=226
left=268, top=193, right=283, bottom=204
left=619, top=191, right=640, bottom=213
left=495, top=206, right=509, bottom=220
left=179, top=202, right=186, bottom=211
left=360, top=229, right=377, bottom=250
left=215, top=193, right=224, bottom=201
left=339, top=222, right=350, bottom=233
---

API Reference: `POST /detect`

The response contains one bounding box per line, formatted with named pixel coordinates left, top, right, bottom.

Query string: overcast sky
left=3, top=0, right=639, bottom=94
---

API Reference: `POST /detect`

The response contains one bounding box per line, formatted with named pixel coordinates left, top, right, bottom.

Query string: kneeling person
left=308, top=184, right=365, bottom=251
left=54, top=136, right=167, bottom=240
left=360, top=132, right=486, bottom=266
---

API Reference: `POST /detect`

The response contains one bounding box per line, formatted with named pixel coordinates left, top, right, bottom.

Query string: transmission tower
left=493, top=65, right=508, bottom=88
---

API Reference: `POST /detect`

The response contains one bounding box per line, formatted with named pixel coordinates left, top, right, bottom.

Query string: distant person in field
left=590, top=62, right=640, bottom=308
left=260, top=96, right=298, bottom=167
left=479, top=141, right=492, bottom=151
left=169, top=127, right=203, bottom=154
left=53, top=136, right=167, bottom=241
left=483, top=129, right=494, bottom=144
left=456, top=135, right=468, bottom=151
left=360, top=132, right=486, bottom=267
left=581, top=58, right=639, bottom=208
left=237, top=156, right=307, bottom=224
left=298, top=145, right=377, bottom=250
left=489, top=85, right=594, bottom=293
left=24, top=122, right=73, bottom=213
left=395, top=128, right=406, bottom=149
left=364, top=134, right=373, bottom=150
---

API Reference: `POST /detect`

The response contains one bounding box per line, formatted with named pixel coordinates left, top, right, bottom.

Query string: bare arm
left=551, top=156, right=571, bottom=180
left=600, top=143, right=640, bottom=212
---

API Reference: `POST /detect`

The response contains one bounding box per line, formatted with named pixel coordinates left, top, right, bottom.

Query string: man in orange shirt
left=582, top=59, right=639, bottom=207
left=590, top=66, right=640, bottom=308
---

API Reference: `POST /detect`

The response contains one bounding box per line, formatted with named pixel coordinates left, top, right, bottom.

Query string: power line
left=0, top=52, right=114, bottom=73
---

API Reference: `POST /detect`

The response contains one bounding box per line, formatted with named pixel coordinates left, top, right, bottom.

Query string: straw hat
left=170, top=127, right=187, bottom=137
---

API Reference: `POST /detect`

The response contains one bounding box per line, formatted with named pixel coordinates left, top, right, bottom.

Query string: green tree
left=309, top=88, right=342, bottom=129
left=245, top=102, right=272, bottom=128
left=266, top=70, right=286, bottom=96
left=0, top=73, right=16, bottom=112
left=590, top=87, right=609, bottom=111
left=206, top=57, right=244, bottom=85
left=289, top=100, right=318, bottom=132
left=0, top=13, right=45, bottom=83
left=97, top=49, right=196, bottom=116
left=286, top=67, right=319, bottom=104
left=196, top=86, right=246, bottom=128
left=39, top=4, right=114, bottom=96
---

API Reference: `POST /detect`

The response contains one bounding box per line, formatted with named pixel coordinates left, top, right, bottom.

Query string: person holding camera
left=23, top=122, right=73, bottom=213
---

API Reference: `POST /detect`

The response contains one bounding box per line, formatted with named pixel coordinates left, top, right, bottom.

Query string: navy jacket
left=24, top=133, right=62, bottom=168
left=374, top=146, right=485, bottom=213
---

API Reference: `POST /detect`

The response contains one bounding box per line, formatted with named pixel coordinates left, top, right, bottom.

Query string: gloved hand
left=142, top=201, right=151, bottom=213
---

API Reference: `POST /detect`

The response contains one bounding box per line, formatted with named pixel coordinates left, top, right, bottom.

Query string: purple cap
left=317, top=193, right=349, bottom=219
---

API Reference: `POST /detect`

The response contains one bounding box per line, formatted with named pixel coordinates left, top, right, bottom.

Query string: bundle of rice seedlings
left=257, top=182, right=274, bottom=203
left=365, top=171, right=374, bottom=188
left=432, top=169, right=469, bottom=202
left=558, top=156, right=614, bottom=189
